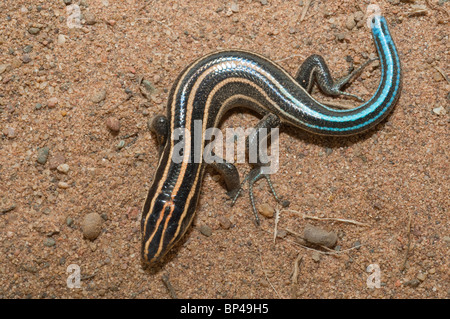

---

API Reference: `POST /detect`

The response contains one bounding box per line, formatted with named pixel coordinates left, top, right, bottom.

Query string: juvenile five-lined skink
left=141, top=14, right=402, bottom=265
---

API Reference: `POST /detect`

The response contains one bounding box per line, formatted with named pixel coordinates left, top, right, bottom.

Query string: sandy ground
left=0, top=0, right=448, bottom=299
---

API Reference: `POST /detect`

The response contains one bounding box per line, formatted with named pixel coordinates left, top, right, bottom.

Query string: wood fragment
left=434, top=66, right=450, bottom=83
left=282, top=209, right=370, bottom=227
left=400, top=212, right=413, bottom=272
left=257, top=247, right=282, bottom=298
left=291, top=254, right=303, bottom=284
left=1, top=204, right=16, bottom=214
left=162, top=274, right=178, bottom=299
left=300, top=0, right=312, bottom=21
left=273, top=208, right=280, bottom=243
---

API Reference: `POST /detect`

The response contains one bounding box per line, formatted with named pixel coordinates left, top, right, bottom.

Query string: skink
left=141, top=14, right=402, bottom=265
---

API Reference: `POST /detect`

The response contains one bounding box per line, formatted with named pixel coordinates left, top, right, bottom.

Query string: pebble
left=3, top=127, right=15, bottom=139
left=260, top=0, right=268, bottom=5
left=303, top=224, right=338, bottom=248
left=58, top=181, right=70, bottom=189
left=345, top=15, right=356, bottom=30
left=43, top=238, right=56, bottom=247
left=0, top=64, right=9, bottom=74
left=116, top=140, right=125, bottom=150
left=66, top=216, right=74, bottom=226
left=91, top=89, right=106, bottom=103
left=432, top=106, right=446, bottom=115
left=83, top=11, right=97, bottom=25
left=21, top=54, right=32, bottom=64
left=257, top=203, right=275, bottom=218
left=49, top=153, right=66, bottom=170
left=37, top=147, right=50, bottom=165
left=140, top=80, right=156, bottom=98
left=311, top=251, right=321, bottom=262
left=57, top=34, right=66, bottom=45
left=57, top=163, right=70, bottom=174
left=199, top=224, right=213, bottom=237
left=230, top=3, right=239, bottom=13
left=23, top=45, right=33, bottom=53
left=28, top=27, right=41, bottom=35
left=64, top=0, right=73, bottom=5
left=218, top=216, right=232, bottom=229
left=81, top=213, right=103, bottom=240
left=106, top=117, right=120, bottom=132
left=403, top=278, right=420, bottom=288
left=417, top=273, right=427, bottom=282
left=47, top=97, right=59, bottom=108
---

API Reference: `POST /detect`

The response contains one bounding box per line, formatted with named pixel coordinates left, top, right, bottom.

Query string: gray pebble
left=199, top=224, right=213, bottom=237
left=23, top=45, right=33, bottom=53
left=37, top=147, right=50, bottom=165
left=260, top=0, right=268, bottom=5
left=43, top=238, right=56, bottom=247
left=303, top=224, right=338, bottom=248
left=28, top=27, right=41, bottom=35
left=21, top=54, right=32, bottom=64
left=66, top=216, right=74, bottom=226
left=63, top=0, right=73, bottom=5
left=345, top=14, right=356, bottom=30
left=403, top=279, right=420, bottom=288
left=91, top=89, right=106, bottom=103
left=83, top=11, right=97, bottom=25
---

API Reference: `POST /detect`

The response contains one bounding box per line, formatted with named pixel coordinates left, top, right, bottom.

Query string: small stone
left=311, top=251, right=321, bottom=262
left=140, top=80, right=156, bottom=99
left=403, top=278, right=420, bottom=288
left=28, top=27, right=41, bottom=35
left=66, top=216, right=74, bottom=226
left=37, top=147, right=50, bottom=165
left=49, top=153, right=66, bottom=170
left=116, top=140, right=125, bottom=150
left=257, top=203, right=275, bottom=218
left=91, top=89, right=106, bottom=103
left=57, top=34, right=66, bottom=44
left=428, top=268, right=436, bottom=274
left=43, top=238, right=56, bottom=247
left=63, top=0, right=73, bottom=5
left=260, top=0, right=268, bottom=5
left=23, top=45, right=33, bottom=53
left=345, top=15, right=356, bottom=30
left=432, top=106, right=446, bottom=115
left=230, top=3, right=239, bottom=13
left=443, top=236, right=450, bottom=245
left=199, top=224, right=213, bottom=237
left=417, top=273, right=427, bottom=282
left=218, top=216, right=231, bottom=229
left=106, top=117, right=120, bottom=132
left=3, top=127, right=16, bottom=139
left=47, top=97, right=59, bottom=108
left=83, top=11, right=97, bottom=25
left=57, top=163, right=70, bottom=174
left=58, top=181, right=70, bottom=189
left=21, top=54, right=32, bottom=64
left=81, top=213, right=103, bottom=240
left=0, top=64, right=9, bottom=74
left=303, top=224, right=338, bottom=248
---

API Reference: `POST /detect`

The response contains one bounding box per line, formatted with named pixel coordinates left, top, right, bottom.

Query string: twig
left=425, top=0, right=449, bottom=17
left=291, top=253, right=303, bottom=284
left=281, top=209, right=370, bottom=227
left=257, top=247, right=282, bottom=298
left=275, top=54, right=306, bottom=63
left=161, top=274, right=178, bottom=299
left=1, top=204, right=16, bottom=214
left=273, top=208, right=280, bottom=243
left=400, top=212, right=413, bottom=272
left=300, top=0, right=313, bottom=21
left=434, top=66, right=450, bottom=83
left=275, top=228, right=364, bottom=255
